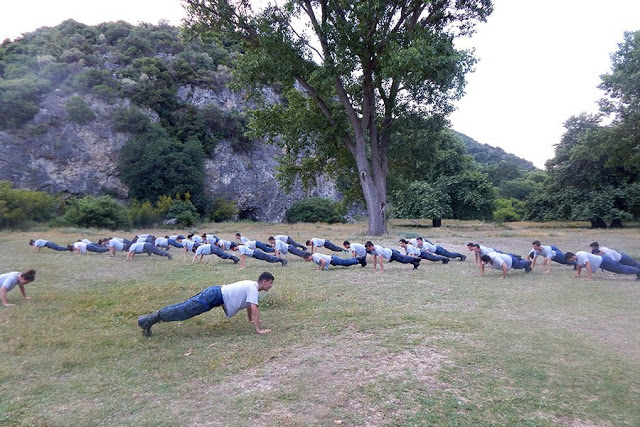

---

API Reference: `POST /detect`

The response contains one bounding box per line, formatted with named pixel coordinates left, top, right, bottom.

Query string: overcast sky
left=2, top=1, right=639, bottom=168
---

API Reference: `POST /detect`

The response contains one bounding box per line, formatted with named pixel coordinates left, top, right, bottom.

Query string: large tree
left=184, top=0, right=493, bottom=234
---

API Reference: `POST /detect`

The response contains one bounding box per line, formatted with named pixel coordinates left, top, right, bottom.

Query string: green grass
left=1, top=222, right=639, bottom=425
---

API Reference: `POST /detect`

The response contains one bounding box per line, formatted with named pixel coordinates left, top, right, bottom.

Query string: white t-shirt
left=238, top=245, right=254, bottom=256
left=478, top=245, right=495, bottom=257
left=274, top=240, right=288, bottom=254
left=195, top=244, right=213, bottom=256
left=311, top=238, right=325, bottom=247
left=311, top=253, right=332, bottom=269
left=81, top=239, right=93, bottom=245
left=349, top=243, right=367, bottom=258
left=486, top=253, right=512, bottom=270
left=205, top=235, right=218, bottom=245
left=598, top=247, right=621, bottom=262
left=533, top=245, right=556, bottom=260
left=0, top=272, right=20, bottom=292
left=108, top=238, right=124, bottom=251
left=221, top=280, right=259, bottom=318
left=34, top=239, right=48, bottom=247
left=73, top=242, right=87, bottom=254
left=275, top=235, right=289, bottom=243
left=192, top=236, right=203, bottom=243
left=155, top=237, right=168, bottom=247
left=238, top=236, right=249, bottom=244
left=218, top=239, right=232, bottom=250
left=404, top=244, right=421, bottom=257
left=245, top=240, right=257, bottom=250
left=576, top=251, right=603, bottom=271
left=370, top=245, right=392, bottom=260
left=421, top=240, right=437, bottom=252
left=129, top=242, right=146, bottom=253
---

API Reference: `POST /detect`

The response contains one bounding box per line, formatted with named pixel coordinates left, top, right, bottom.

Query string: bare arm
left=239, top=254, right=246, bottom=269
left=250, top=303, right=271, bottom=334
left=479, top=263, right=485, bottom=276
left=584, top=261, right=593, bottom=280
left=501, top=263, right=508, bottom=278
left=318, top=259, right=326, bottom=271
left=19, top=284, right=30, bottom=300
left=1, top=287, right=12, bottom=306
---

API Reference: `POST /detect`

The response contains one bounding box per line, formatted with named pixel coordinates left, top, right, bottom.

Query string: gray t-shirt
left=598, top=247, right=621, bottom=262
left=129, top=242, right=146, bottom=253
left=311, top=238, right=326, bottom=247
left=34, top=239, right=48, bottom=247
left=576, top=251, right=603, bottom=272
left=221, top=280, right=260, bottom=318
left=108, top=238, right=124, bottom=251
left=349, top=243, right=367, bottom=258
left=487, top=253, right=512, bottom=270
left=195, top=244, right=213, bottom=256
left=534, top=245, right=556, bottom=260
left=238, top=245, right=254, bottom=256
left=0, top=272, right=20, bottom=292
left=370, top=245, right=392, bottom=260
left=274, top=240, right=288, bottom=254
left=311, top=253, right=332, bottom=269
left=404, top=244, right=421, bottom=256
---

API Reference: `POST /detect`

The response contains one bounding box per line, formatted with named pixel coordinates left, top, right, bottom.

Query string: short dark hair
left=467, top=242, right=475, bottom=247
left=589, top=242, right=599, bottom=248
left=364, top=241, right=374, bottom=248
left=481, top=255, right=492, bottom=263
left=268, top=236, right=275, bottom=241
left=532, top=240, right=541, bottom=246
left=187, top=234, right=194, bottom=239
left=21, top=269, right=36, bottom=282
left=473, top=244, right=480, bottom=249
left=302, top=252, right=313, bottom=259
left=343, top=241, right=350, bottom=246
left=258, top=271, right=274, bottom=282
left=235, top=233, right=241, bottom=237
left=591, top=248, right=601, bottom=254
left=229, top=242, right=238, bottom=249
left=416, top=237, right=424, bottom=241
left=399, top=238, right=408, bottom=244
left=305, top=240, right=312, bottom=246
left=29, top=240, right=35, bottom=246
left=564, top=252, right=575, bottom=259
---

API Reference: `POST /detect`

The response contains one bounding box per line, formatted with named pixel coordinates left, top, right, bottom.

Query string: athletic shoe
left=281, top=259, right=288, bottom=267
left=167, top=254, right=173, bottom=260
left=232, top=257, right=239, bottom=264
left=412, top=260, right=420, bottom=270
left=459, top=255, right=467, bottom=262
left=138, top=312, right=159, bottom=337
left=358, top=256, right=367, bottom=267
left=525, top=262, right=532, bottom=273
left=442, top=258, right=450, bottom=264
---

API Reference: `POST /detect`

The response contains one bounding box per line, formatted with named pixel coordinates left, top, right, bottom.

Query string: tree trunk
left=432, top=218, right=442, bottom=228
left=590, top=218, right=607, bottom=229
left=609, top=219, right=623, bottom=228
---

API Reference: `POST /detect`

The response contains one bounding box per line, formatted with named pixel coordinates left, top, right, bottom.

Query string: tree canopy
left=185, top=0, right=493, bottom=234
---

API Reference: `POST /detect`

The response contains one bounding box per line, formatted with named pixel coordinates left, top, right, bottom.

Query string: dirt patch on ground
left=178, top=327, right=451, bottom=425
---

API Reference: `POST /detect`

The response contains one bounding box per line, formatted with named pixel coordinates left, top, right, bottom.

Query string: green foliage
left=65, top=95, right=95, bottom=124
left=0, top=77, right=50, bottom=129
left=285, top=197, right=345, bottom=224
left=166, top=196, right=199, bottom=227
left=206, top=197, right=238, bottom=222
left=112, top=107, right=152, bottom=134
left=117, top=125, right=206, bottom=210
left=0, top=181, right=58, bottom=229
left=392, top=181, right=453, bottom=220
left=493, top=198, right=527, bottom=223
left=59, top=195, right=131, bottom=229
left=499, top=170, right=546, bottom=200
left=128, top=199, right=161, bottom=228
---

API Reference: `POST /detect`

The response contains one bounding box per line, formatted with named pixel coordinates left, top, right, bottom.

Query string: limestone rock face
left=0, top=87, right=339, bottom=222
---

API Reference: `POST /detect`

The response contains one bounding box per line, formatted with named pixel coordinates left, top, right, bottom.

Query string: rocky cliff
left=0, top=86, right=337, bottom=222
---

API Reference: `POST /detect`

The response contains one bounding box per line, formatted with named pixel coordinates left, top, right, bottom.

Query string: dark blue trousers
left=288, top=245, right=307, bottom=258
left=167, top=239, right=184, bottom=248
left=45, top=241, right=69, bottom=251
left=143, top=242, right=170, bottom=257
left=210, top=245, right=239, bottom=262
left=511, top=256, right=531, bottom=270
left=434, top=245, right=463, bottom=259
left=252, top=249, right=283, bottom=263
left=286, top=237, right=306, bottom=250
left=255, top=241, right=275, bottom=253
left=323, top=240, right=344, bottom=252
left=158, top=286, right=224, bottom=322
left=619, top=253, right=640, bottom=269
left=600, top=256, right=640, bottom=275
left=550, top=245, right=576, bottom=266
left=419, top=250, right=446, bottom=262
left=330, top=256, right=360, bottom=267
left=391, top=249, right=420, bottom=265
left=87, top=243, right=109, bottom=253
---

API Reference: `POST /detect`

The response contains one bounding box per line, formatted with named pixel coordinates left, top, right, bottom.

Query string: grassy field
left=1, top=220, right=639, bottom=426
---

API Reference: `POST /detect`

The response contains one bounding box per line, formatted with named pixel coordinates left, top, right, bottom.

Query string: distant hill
left=453, top=131, right=538, bottom=172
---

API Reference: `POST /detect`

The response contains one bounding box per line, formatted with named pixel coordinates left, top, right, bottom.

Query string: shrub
left=166, top=198, right=199, bottom=227
left=285, top=197, right=345, bottom=224
left=207, top=197, right=238, bottom=222
left=59, top=195, right=131, bottom=229
left=112, top=107, right=152, bottom=134
left=65, top=96, right=95, bottom=124
left=0, top=181, right=58, bottom=229
left=493, top=198, right=527, bottom=223
left=128, top=199, right=160, bottom=227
